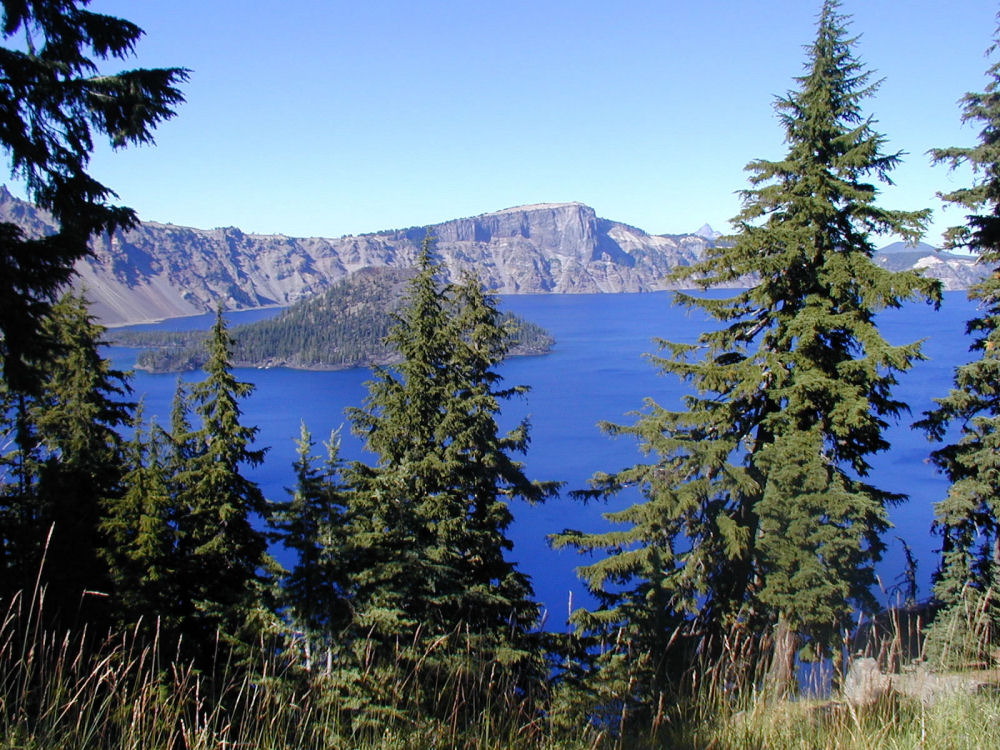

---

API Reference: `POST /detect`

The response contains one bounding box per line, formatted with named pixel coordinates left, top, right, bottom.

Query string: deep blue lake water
left=108, top=290, right=977, bottom=629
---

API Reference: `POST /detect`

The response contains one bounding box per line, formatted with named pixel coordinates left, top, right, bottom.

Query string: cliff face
left=873, top=247, right=988, bottom=291
left=406, top=202, right=707, bottom=294
left=0, top=187, right=986, bottom=326
left=0, top=189, right=711, bottom=325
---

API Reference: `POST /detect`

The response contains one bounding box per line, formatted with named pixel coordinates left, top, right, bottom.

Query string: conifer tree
left=344, top=242, right=447, bottom=642
left=444, top=274, right=558, bottom=638
left=917, top=25, right=1000, bottom=610
left=0, top=0, right=184, bottom=623
left=554, top=0, right=940, bottom=701
left=0, top=381, right=41, bottom=593
left=0, top=1, right=186, bottom=393
left=171, top=310, right=276, bottom=658
left=165, top=380, right=197, bottom=480
left=0, top=292, right=132, bottom=621
left=345, top=237, right=555, bottom=660
left=101, top=403, right=180, bottom=630
left=30, top=293, right=131, bottom=616
left=270, top=423, right=351, bottom=644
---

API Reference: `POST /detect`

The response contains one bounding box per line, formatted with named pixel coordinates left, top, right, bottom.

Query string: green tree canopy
left=917, top=23, right=1000, bottom=609
left=101, top=403, right=179, bottom=631
left=0, top=0, right=186, bottom=391
left=0, top=291, right=132, bottom=623
left=270, top=423, right=352, bottom=646
left=176, top=311, right=276, bottom=654
left=554, top=0, right=941, bottom=703
left=345, top=236, right=557, bottom=660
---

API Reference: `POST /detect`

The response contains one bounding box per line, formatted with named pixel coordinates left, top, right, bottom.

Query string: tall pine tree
left=0, top=1, right=186, bottom=393
left=345, top=236, right=556, bottom=662
left=170, top=310, right=276, bottom=660
left=554, top=0, right=940, bottom=702
left=0, top=292, right=132, bottom=623
left=917, top=23, right=1000, bottom=613
left=101, top=403, right=180, bottom=631
left=270, top=423, right=351, bottom=649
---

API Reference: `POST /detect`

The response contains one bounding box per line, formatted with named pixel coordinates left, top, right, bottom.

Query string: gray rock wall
left=0, top=186, right=982, bottom=327
left=2, top=190, right=713, bottom=325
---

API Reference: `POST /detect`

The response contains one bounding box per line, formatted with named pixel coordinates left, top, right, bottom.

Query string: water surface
left=109, top=290, right=977, bottom=626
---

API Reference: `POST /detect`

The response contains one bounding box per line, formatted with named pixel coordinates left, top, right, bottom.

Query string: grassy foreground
left=1, top=590, right=998, bottom=749
left=665, top=691, right=1000, bottom=750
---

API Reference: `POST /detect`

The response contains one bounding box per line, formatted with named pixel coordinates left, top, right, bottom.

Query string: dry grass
left=0, top=586, right=568, bottom=749
left=2, top=583, right=1000, bottom=749
left=660, top=591, right=1000, bottom=750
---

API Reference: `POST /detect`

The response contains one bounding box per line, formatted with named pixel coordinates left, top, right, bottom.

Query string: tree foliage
left=553, top=0, right=941, bottom=703
left=0, top=1, right=184, bottom=626
left=0, top=291, right=132, bottom=623
left=101, top=311, right=277, bottom=661
left=270, top=423, right=351, bottom=644
left=0, top=0, right=186, bottom=391
left=101, top=403, right=179, bottom=629
left=344, top=236, right=557, bottom=664
left=917, top=23, right=1000, bottom=608
left=171, top=311, right=277, bottom=654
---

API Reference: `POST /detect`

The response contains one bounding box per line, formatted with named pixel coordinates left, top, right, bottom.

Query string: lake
left=107, top=290, right=977, bottom=629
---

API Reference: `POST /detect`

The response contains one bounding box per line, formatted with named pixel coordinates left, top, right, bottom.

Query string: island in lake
left=110, top=266, right=554, bottom=373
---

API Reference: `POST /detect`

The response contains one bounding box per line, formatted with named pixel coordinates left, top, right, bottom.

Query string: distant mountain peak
left=876, top=240, right=939, bottom=255
left=492, top=201, right=587, bottom=214
left=1, top=187, right=983, bottom=326
left=695, top=223, right=722, bottom=240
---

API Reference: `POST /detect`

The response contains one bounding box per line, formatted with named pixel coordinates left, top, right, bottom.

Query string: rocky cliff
left=874, top=241, right=987, bottom=291
left=0, top=187, right=987, bottom=326
left=0, top=189, right=712, bottom=325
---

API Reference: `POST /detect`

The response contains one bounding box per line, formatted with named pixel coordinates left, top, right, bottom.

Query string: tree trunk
left=765, top=615, right=798, bottom=698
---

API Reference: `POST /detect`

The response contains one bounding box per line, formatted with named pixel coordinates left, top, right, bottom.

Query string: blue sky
left=15, top=1, right=1000, bottom=243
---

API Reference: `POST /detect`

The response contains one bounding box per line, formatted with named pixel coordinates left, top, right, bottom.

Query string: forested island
left=110, top=266, right=555, bottom=372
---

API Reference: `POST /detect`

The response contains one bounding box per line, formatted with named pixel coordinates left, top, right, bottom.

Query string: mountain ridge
left=0, top=187, right=988, bottom=326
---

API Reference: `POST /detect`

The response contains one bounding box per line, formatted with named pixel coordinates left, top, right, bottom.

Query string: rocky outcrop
left=0, top=186, right=988, bottom=327
left=842, top=657, right=1000, bottom=707
left=0, top=189, right=713, bottom=325
left=874, top=242, right=989, bottom=291
left=347, top=203, right=709, bottom=295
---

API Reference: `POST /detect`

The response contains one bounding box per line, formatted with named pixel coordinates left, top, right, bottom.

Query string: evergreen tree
left=345, top=236, right=556, bottom=659
left=165, top=380, right=197, bottom=479
left=444, top=274, right=558, bottom=637
left=0, top=0, right=184, bottom=628
left=554, top=0, right=940, bottom=703
left=917, top=25, right=1000, bottom=610
left=171, top=310, right=276, bottom=659
left=270, top=423, right=351, bottom=645
left=101, top=403, right=180, bottom=631
left=0, top=1, right=186, bottom=393
left=0, top=382, right=40, bottom=592
left=0, top=292, right=132, bottom=621
left=345, top=237, right=463, bottom=642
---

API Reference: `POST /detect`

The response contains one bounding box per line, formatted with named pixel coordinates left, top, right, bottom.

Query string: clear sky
left=11, top=0, right=999, bottom=243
